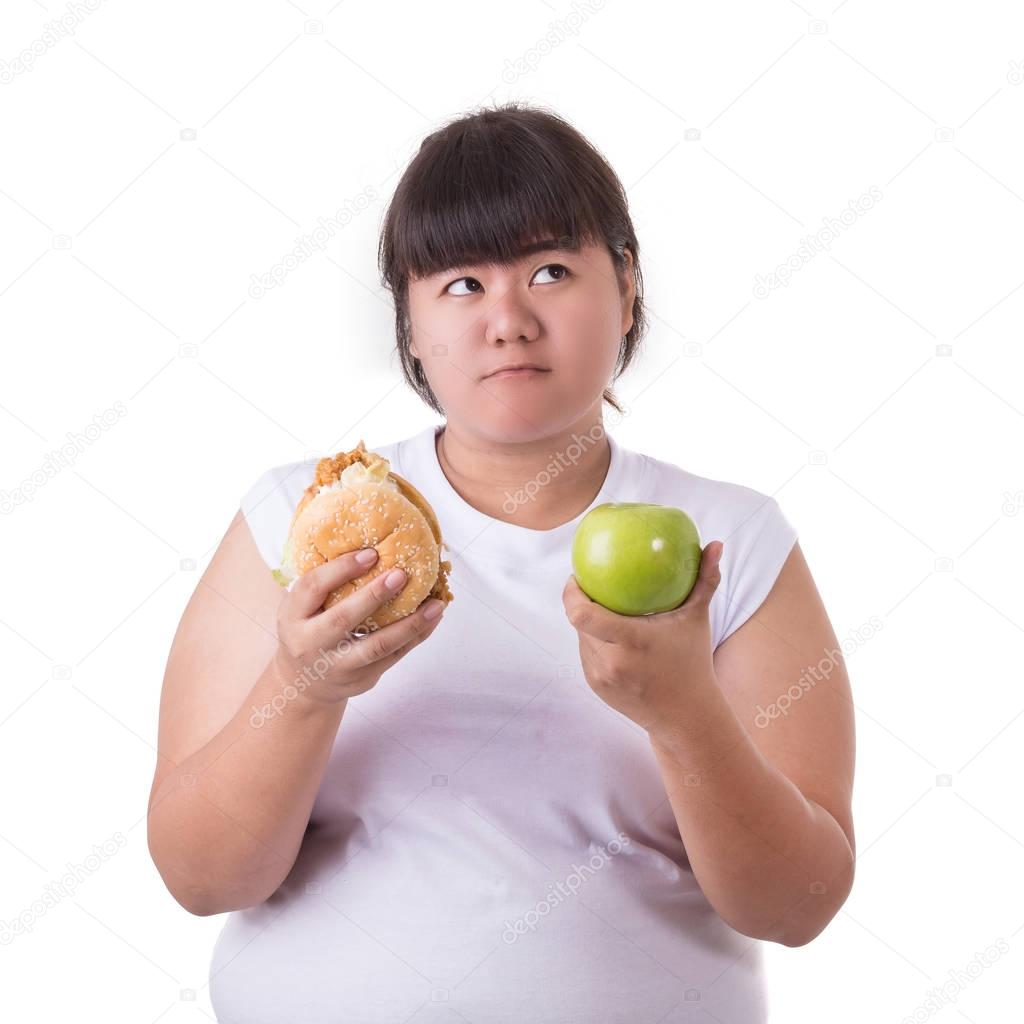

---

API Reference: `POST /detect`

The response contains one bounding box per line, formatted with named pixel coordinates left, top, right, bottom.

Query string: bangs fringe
left=383, top=109, right=613, bottom=282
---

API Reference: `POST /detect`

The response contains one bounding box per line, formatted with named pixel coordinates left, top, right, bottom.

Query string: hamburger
left=273, top=440, right=453, bottom=635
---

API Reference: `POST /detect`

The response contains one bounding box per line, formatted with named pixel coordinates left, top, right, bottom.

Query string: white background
left=2, top=0, right=1023, bottom=1020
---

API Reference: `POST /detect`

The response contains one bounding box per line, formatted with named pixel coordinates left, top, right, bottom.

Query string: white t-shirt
left=211, top=422, right=798, bottom=1024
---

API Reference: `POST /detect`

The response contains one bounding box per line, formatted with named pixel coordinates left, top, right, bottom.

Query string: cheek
left=408, top=314, right=476, bottom=401
left=407, top=297, right=439, bottom=357
left=408, top=302, right=461, bottom=371
left=555, top=296, right=622, bottom=372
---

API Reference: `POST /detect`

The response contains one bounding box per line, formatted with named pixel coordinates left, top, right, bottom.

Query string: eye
left=443, top=263, right=571, bottom=296
left=532, top=263, right=570, bottom=285
left=445, top=276, right=482, bottom=296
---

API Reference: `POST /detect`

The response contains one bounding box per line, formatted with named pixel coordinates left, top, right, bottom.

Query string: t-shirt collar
left=401, top=423, right=638, bottom=569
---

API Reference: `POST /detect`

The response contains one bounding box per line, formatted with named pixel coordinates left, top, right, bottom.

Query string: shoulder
left=637, top=448, right=794, bottom=538
left=632, top=448, right=799, bottom=649
left=238, top=457, right=318, bottom=573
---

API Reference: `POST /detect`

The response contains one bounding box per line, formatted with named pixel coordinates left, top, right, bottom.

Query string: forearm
left=148, top=659, right=346, bottom=916
left=648, top=671, right=854, bottom=947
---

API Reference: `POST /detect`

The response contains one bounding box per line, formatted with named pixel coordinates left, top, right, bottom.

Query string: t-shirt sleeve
left=239, top=461, right=312, bottom=573
left=712, top=493, right=799, bottom=649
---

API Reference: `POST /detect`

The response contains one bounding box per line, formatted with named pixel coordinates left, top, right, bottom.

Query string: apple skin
left=571, top=502, right=703, bottom=616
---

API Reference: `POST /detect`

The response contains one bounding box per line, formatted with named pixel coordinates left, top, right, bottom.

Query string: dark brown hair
left=377, top=100, right=646, bottom=416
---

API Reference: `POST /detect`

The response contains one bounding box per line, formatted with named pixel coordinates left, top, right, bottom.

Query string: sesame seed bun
left=275, top=440, right=453, bottom=635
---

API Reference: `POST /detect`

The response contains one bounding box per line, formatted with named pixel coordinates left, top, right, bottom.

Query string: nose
left=483, top=277, right=542, bottom=347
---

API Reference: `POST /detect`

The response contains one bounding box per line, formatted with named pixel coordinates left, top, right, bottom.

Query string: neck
left=435, top=414, right=613, bottom=530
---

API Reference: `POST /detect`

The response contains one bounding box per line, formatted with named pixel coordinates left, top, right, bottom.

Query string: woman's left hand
left=561, top=541, right=725, bottom=735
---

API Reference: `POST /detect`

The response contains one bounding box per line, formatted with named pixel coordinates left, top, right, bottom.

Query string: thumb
left=685, top=540, right=724, bottom=609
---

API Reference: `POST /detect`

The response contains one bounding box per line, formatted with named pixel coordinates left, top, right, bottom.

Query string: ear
left=619, top=247, right=636, bottom=336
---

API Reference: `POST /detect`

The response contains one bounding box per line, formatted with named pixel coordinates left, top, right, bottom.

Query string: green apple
left=571, top=502, right=702, bottom=615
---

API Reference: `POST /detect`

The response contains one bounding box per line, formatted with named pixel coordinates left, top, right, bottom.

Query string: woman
left=148, top=101, right=856, bottom=1023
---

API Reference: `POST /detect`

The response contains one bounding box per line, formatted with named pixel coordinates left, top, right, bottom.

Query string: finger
left=289, top=548, right=381, bottom=618
left=364, top=605, right=444, bottom=673
left=311, top=564, right=414, bottom=646
left=562, top=574, right=634, bottom=645
left=344, top=599, right=446, bottom=667
left=684, top=540, right=724, bottom=609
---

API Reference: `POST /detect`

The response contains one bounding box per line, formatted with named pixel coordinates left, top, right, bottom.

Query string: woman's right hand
left=273, top=548, right=446, bottom=705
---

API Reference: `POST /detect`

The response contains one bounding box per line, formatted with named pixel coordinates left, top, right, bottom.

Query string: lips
left=483, top=364, right=550, bottom=379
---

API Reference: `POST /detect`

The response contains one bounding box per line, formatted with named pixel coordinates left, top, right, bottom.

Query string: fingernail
left=385, top=568, right=406, bottom=589
left=423, top=599, right=444, bottom=620
left=355, top=549, right=377, bottom=565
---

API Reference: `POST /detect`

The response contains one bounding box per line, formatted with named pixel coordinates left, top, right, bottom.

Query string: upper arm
left=148, top=509, right=286, bottom=807
left=712, top=541, right=856, bottom=856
